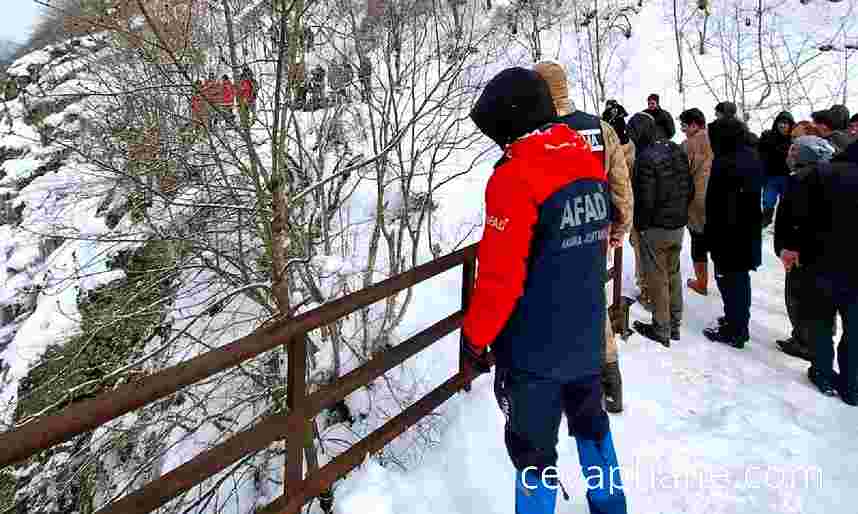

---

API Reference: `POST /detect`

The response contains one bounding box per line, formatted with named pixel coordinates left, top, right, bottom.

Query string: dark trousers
left=805, top=275, right=858, bottom=389
left=689, top=229, right=708, bottom=263
left=714, top=270, right=751, bottom=339
left=495, top=367, right=626, bottom=513
left=786, top=267, right=807, bottom=344
left=494, top=368, right=608, bottom=470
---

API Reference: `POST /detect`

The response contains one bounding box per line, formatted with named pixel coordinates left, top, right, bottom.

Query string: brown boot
left=687, top=261, right=708, bottom=296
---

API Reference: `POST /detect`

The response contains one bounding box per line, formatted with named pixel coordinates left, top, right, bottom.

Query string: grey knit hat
left=792, top=136, right=835, bottom=167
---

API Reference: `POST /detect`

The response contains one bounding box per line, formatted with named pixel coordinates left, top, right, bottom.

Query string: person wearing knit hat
left=773, top=136, right=835, bottom=363
left=534, top=60, right=633, bottom=415
left=466, top=66, right=630, bottom=514
left=774, top=137, right=858, bottom=404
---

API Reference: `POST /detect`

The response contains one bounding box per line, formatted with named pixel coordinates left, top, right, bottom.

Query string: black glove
left=461, top=342, right=491, bottom=375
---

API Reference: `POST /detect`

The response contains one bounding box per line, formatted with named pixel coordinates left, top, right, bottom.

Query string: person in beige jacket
left=679, top=108, right=714, bottom=295
left=534, top=61, right=633, bottom=413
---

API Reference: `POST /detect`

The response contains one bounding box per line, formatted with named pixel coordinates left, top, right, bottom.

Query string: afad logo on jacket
left=576, top=128, right=605, bottom=153
left=487, top=215, right=509, bottom=232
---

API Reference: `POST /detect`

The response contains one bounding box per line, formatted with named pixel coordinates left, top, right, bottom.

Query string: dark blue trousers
left=495, top=368, right=627, bottom=514
left=803, top=274, right=858, bottom=390
left=714, top=270, right=751, bottom=339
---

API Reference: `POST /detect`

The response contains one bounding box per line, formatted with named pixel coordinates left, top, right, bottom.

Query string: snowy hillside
left=0, top=0, right=857, bottom=512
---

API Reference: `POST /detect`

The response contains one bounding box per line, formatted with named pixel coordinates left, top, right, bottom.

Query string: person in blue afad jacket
left=461, top=66, right=628, bottom=514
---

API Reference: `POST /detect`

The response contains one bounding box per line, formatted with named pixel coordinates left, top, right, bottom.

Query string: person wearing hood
left=603, top=99, right=645, bottom=312
left=702, top=117, right=764, bottom=348
left=758, top=111, right=795, bottom=227
left=775, top=140, right=858, bottom=405
left=773, top=136, right=836, bottom=362
left=535, top=61, right=633, bottom=415
left=644, top=93, right=676, bottom=141
left=627, top=112, right=693, bottom=346
left=679, top=108, right=714, bottom=296
left=464, top=67, right=628, bottom=514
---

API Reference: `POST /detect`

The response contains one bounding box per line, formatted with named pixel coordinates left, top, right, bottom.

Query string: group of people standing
left=459, top=60, right=858, bottom=514
left=190, top=65, right=257, bottom=131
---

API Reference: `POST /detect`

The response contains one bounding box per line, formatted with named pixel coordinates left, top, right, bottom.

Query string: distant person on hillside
left=775, top=140, right=858, bottom=405
left=465, top=66, right=628, bottom=514
left=220, top=74, right=235, bottom=124
left=643, top=93, right=675, bottom=140
left=237, top=65, right=257, bottom=120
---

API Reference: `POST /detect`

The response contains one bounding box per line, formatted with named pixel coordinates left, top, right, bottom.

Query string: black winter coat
left=705, top=119, right=764, bottom=272
left=758, top=112, right=795, bottom=178
left=632, top=140, right=692, bottom=231
left=775, top=143, right=858, bottom=286
left=643, top=107, right=676, bottom=141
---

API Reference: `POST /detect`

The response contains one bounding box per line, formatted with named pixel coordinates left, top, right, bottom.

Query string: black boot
left=633, top=320, right=670, bottom=347
left=761, top=207, right=775, bottom=228
left=602, top=361, right=623, bottom=413
left=808, top=366, right=838, bottom=397
left=670, top=323, right=681, bottom=341
left=703, top=324, right=748, bottom=349
left=776, top=336, right=814, bottom=362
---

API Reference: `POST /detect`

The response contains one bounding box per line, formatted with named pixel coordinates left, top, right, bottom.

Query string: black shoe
left=761, top=207, right=775, bottom=228
left=602, top=361, right=623, bottom=413
left=840, top=384, right=858, bottom=406
left=808, top=366, right=838, bottom=397
left=703, top=325, right=748, bottom=349
left=776, top=337, right=814, bottom=362
left=633, top=321, right=670, bottom=347
left=671, top=325, right=680, bottom=341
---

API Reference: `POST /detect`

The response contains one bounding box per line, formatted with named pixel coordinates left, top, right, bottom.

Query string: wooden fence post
left=460, top=246, right=476, bottom=391
left=285, top=335, right=307, bottom=497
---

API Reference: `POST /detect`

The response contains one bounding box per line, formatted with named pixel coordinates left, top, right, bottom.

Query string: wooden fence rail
left=0, top=243, right=625, bottom=514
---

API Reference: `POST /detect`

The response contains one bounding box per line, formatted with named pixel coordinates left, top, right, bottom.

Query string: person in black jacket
left=758, top=111, right=795, bottom=227
left=773, top=136, right=835, bottom=362
left=603, top=99, right=630, bottom=144
left=627, top=112, right=692, bottom=346
left=702, top=118, right=764, bottom=348
left=775, top=141, right=858, bottom=405
left=644, top=94, right=675, bottom=141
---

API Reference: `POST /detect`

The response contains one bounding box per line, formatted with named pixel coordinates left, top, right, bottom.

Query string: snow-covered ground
left=336, top=231, right=858, bottom=514
left=332, top=1, right=858, bottom=512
